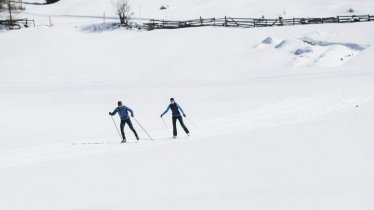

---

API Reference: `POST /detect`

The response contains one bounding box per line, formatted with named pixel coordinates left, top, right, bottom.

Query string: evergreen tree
left=45, top=0, right=59, bottom=4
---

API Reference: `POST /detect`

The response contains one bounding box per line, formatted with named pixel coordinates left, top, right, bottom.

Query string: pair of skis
left=120, top=135, right=190, bottom=143
left=111, top=116, right=154, bottom=142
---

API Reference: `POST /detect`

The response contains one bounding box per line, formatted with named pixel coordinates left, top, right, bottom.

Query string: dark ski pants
left=120, top=119, right=138, bottom=140
left=172, top=115, right=189, bottom=136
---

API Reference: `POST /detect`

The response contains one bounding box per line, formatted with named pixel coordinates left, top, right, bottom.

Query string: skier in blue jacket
left=109, top=101, right=139, bottom=143
left=160, top=98, right=190, bottom=138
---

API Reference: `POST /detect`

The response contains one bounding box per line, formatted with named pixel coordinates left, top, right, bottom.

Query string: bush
left=45, top=0, right=60, bottom=4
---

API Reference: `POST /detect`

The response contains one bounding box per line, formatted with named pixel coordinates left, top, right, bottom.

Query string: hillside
left=24, top=0, right=374, bottom=19
left=1, top=0, right=374, bottom=209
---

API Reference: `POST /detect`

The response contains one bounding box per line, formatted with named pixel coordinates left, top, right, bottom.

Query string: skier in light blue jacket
left=161, top=98, right=189, bottom=138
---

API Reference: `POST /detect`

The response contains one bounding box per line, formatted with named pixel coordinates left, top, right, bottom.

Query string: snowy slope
left=1, top=0, right=374, bottom=210
left=24, top=0, right=374, bottom=20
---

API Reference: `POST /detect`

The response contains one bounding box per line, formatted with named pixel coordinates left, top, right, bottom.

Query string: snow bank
left=251, top=36, right=368, bottom=68
left=1, top=1, right=374, bottom=210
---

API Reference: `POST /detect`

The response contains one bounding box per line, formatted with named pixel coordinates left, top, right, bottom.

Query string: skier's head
left=118, top=101, right=122, bottom=106
left=170, top=98, right=175, bottom=104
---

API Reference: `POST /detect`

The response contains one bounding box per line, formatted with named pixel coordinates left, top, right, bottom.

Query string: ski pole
left=110, top=115, right=122, bottom=140
left=133, top=117, right=154, bottom=140
left=186, top=117, right=203, bottom=130
left=161, top=117, right=168, bottom=128
left=186, top=117, right=198, bottom=127
left=186, top=116, right=205, bottom=134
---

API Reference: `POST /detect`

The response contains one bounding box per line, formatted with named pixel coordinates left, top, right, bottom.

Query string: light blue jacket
left=161, top=103, right=185, bottom=117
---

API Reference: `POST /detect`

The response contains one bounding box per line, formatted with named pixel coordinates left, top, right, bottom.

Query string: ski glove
left=131, top=114, right=134, bottom=117
left=160, top=115, right=163, bottom=118
left=183, top=114, right=186, bottom=117
left=109, top=112, right=112, bottom=115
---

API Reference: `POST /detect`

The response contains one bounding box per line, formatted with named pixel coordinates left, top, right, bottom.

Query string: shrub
left=45, top=0, right=60, bottom=4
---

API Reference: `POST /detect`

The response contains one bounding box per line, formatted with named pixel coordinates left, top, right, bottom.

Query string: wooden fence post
left=140, top=14, right=373, bottom=30
left=33, top=18, right=35, bottom=27
left=49, top=16, right=52, bottom=27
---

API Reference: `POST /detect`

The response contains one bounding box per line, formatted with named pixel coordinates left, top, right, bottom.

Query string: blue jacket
left=110, top=106, right=134, bottom=120
left=161, top=102, right=185, bottom=117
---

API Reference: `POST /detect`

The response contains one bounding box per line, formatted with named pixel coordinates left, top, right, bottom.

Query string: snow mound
left=80, top=22, right=142, bottom=32
left=294, top=47, right=313, bottom=56
left=275, top=38, right=311, bottom=53
left=301, top=38, right=367, bottom=67
left=316, top=44, right=357, bottom=67
left=262, top=37, right=368, bottom=68
left=262, top=36, right=275, bottom=44
left=253, top=36, right=280, bottom=49
left=301, top=37, right=367, bottom=51
left=80, top=23, right=122, bottom=32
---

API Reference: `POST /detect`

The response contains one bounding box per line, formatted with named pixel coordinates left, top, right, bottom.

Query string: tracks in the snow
left=0, top=137, right=190, bottom=170
left=0, top=94, right=372, bottom=170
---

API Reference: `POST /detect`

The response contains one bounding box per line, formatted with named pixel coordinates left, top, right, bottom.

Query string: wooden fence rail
left=0, top=18, right=35, bottom=29
left=143, top=15, right=374, bottom=30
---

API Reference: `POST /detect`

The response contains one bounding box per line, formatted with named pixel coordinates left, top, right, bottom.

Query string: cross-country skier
left=109, top=101, right=139, bottom=143
left=160, top=98, right=190, bottom=138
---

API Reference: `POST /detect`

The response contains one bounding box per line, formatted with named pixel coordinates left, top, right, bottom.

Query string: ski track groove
left=0, top=136, right=190, bottom=170
left=0, top=94, right=372, bottom=170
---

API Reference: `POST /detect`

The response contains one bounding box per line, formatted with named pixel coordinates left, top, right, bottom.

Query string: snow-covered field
left=20, top=0, right=374, bottom=19
left=1, top=0, right=374, bottom=209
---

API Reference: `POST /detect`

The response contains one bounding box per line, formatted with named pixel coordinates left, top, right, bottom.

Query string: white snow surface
left=21, top=0, right=374, bottom=19
left=1, top=0, right=374, bottom=210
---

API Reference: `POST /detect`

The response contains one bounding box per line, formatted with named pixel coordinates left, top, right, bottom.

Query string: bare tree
left=7, top=0, right=13, bottom=22
left=0, top=0, right=15, bottom=19
left=112, top=0, right=131, bottom=26
left=0, top=0, right=13, bottom=23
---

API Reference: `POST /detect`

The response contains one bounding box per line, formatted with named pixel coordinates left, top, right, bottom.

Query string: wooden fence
left=0, top=18, right=35, bottom=29
left=143, top=15, right=374, bottom=30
